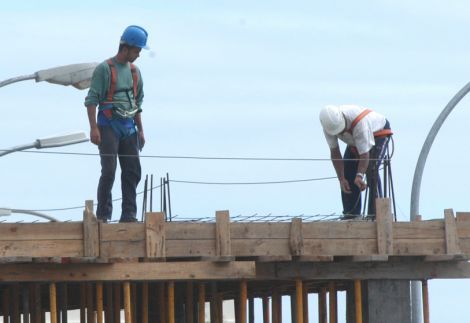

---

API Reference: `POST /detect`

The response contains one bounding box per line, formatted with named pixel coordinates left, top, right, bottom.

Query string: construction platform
left=1, top=198, right=469, bottom=323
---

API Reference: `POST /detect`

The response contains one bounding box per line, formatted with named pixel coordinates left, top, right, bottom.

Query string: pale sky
left=1, top=1, right=470, bottom=322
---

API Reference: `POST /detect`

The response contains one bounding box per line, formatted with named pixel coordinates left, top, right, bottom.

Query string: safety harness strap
left=349, top=108, right=394, bottom=138
left=103, top=59, right=138, bottom=104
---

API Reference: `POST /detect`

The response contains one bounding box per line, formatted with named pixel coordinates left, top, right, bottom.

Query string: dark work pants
left=96, top=125, right=141, bottom=221
left=342, top=122, right=391, bottom=216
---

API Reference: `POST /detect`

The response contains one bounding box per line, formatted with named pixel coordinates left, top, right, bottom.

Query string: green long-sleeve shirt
left=84, top=58, right=144, bottom=114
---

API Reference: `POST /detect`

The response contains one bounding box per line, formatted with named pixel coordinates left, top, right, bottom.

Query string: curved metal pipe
left=410, top=81, right=470, bottom=323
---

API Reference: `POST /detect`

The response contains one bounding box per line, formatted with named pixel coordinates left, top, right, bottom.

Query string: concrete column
left=365, top=280, right=411, bottom=323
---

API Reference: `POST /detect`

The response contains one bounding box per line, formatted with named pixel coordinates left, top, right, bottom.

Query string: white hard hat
left=319, top=105, right=346, bottom=135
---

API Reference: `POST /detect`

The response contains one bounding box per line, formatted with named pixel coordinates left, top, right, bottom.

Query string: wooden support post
left=272, top=285, right=282, bottom=323
left=215, top=210, right=232, bottom=261
left=444, top=209, right=462, bottom=255
left=142, top=282, right=149, bottom=323
left=168, top=282, right=175, bottom=323
left=83, top=200, right=100, bottom=258
left=123, top=282, right=132, bottom=323
left=186, top=282, right=194, bottom=323
left=210, top=282, right=220, bottom=323
left=290, top=218, right=304, bottom=256
left=328, top=282, right=337, bottom=323
left=249, top=296, right=255, bottom=323
left=158, top=283, right=166, bottom=323
left=2, top=287, right=9, bottom=323
left=12, top=284, right=20, bottom=323
left=145, top=212, right=166, bottom=259
left=354, top=280, right=363, bottom=323
left=302, top=281, right=309, bottom=323
left=239, top=280, right=248, bottom=323
left=318, top=288, right=327, bottom=323
left=198, top=283, right=206, bottom=323
left=295, top=279, right=304, bottom=323
left=80, top=283, right=86, bottom=323
left=87, top=282, right=95, bottom=323
left=22, top=284, right=30, bottom=323
left=113, top=283, right=121, bottom=323
left=96, top=282, right=104, bottom=323
left=105, top=283, right=113, bottom=323
left=422, top=280, right=430, bottom=323
left=262, top=296, right=270, bottom=323
left=49, top=283, right=57, bottom=323
left=376, top=198, right=393, bottom=255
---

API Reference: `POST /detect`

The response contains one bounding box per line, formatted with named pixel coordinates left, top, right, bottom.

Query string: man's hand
left=90, top=126, right=101, bottom=146
left=354, top=175, right=367, bottom=191
left=339, top=177, right=352, bottom=194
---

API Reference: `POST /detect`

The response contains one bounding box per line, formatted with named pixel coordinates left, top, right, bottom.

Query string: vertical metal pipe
left=328, top=282, right=337, bottom=323
left=96, top=282, right=104, bottom=323
left=272, top=286, right=281, bottom=323
left=166, top=173, right=173, bottom=221
left=302, top=282, right=309, bottom=323
left=354, top=280, right=363, bottom=323
left=80, top=283, right=86, bottom=323
left=239, top=281, right=247, bottom=323
left=249, top=297, right=255, bottom=323
left=422, top=280, right=430, bottom=323
left=49, top=283, right=57, bottom=323
left=295, top=279, right=304, bottom=323
left=123, top=282, right=132, bottom=323
left=198, top=283, right=206, bottom=323
left=168, top=282, right=175, bottom=323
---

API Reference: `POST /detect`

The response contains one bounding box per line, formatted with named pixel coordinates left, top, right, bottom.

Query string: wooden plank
left=256, top=261, right=470, bottom=280
left=456, top=212, right=470, bottom=222
left=444, top=209, right=462, bottom=255
left=101, top=224, right=145, bottom=242
left=215, top=211, right=231, bottom=258
left=296, top=256, right=334, bottom=262
left=393, top=239, right=445, bottom=255
left=83, top=200, right=99, bottom=257
left=351, top=255, right=389, bottom=262
left=0, top=240, right=82, bottom=257
left=145, top=212, right=166, bottom=258
left=376, top=198, right=393, bottom=255
left=289, top=218, right=304, bottom=256
left=256, top=255, right=293, bottom=262
left=0, top=262, right=256, bottom=282
left=0, top=223, right=83, bottom=241
left=393, top=221, right=444, bottom=239
left=100, top=240, right=146, bottom=258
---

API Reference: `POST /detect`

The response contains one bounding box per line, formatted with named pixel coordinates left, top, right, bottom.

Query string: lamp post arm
left=0, top=208, right=58, bottom=222
left=0, top=74, right=36, bottom=88
left=0, top=142, right=36, bottom=157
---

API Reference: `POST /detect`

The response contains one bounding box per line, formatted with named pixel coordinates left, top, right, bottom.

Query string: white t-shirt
left=323, top=105, right=387, bottom=155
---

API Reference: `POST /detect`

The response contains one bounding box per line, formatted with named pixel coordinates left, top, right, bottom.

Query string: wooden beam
left=444, top=209, right=461, bottom=255
left=376, top=198, right=393, bottom=255
left=145, top=212, right=166, bottom=259
left=215, top=210, right=232, bottom=260
left=198, top=283, right=206, bottom=323
left=239, top=280, right=248, bottom=323
left=83, top=200, right=99, bottom=257
left=290, top=218, right=304, bottom=256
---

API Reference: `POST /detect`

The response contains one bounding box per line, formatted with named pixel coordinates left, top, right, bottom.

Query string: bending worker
left=85, top=25, right=149, bottom=223
left=319, top=105, right=392, bottom=218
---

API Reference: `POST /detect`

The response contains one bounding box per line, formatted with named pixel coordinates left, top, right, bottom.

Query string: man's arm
left=134, top=112, right=145, bottom=149
left=354, top=152, right=369, bottom=191
left=330, top=146, right=351, bottom=194
left=86, top=105, right=101, bottom=145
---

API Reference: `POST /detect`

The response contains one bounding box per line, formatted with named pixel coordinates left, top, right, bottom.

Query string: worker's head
left=118, top=25, right=149, bottom=63
left=319, top=105, right=346, bottom=136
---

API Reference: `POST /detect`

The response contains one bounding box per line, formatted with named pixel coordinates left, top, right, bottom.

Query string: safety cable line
left=0, top=149, right=391, bottom=162
left=169, top=177, right=337, bottom=185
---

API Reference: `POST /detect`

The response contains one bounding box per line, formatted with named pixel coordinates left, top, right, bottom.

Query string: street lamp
left=0, top=208, right=58, bottom=222
left=0, top=63, right=98, bottom=90
left=0, top=131, right=88, bottom=157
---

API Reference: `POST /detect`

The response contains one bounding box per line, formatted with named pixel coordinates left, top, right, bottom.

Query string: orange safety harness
left=348, top=109, right=393, bottom=138
left=100, top=58, right=139, bottom=119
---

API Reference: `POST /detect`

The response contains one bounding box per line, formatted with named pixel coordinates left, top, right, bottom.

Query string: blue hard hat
left=120, top=25, right=149, bottom=49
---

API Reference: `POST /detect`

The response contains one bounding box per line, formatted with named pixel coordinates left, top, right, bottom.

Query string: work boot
left=119, top=216, right=138, bottom=223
